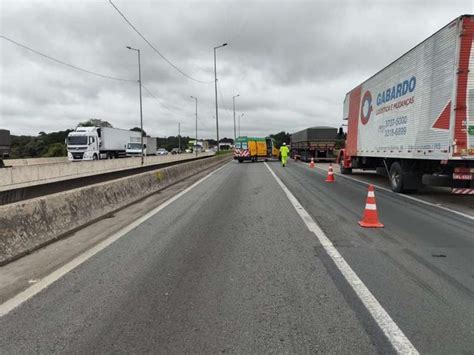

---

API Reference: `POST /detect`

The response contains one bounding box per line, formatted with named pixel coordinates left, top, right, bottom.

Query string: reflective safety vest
left=280, top=145, right=289, bottom=157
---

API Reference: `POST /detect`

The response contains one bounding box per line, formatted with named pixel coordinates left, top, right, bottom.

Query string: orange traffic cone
left=358, top=185, right=384, bottom=228
left=325, top=163, right=335, bottom=182
left=309, top=157, right=315, bottom=168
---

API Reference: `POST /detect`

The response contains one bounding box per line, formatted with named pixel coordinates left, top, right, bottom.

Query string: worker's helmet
left=282, top=142, right=286, bottom=146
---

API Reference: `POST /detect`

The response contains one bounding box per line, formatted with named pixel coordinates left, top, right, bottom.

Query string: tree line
left=8, top=119, right=242, bottom=158
left=9, top=117, right=293, bottom=158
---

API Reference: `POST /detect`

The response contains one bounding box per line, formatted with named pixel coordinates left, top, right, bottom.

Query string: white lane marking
left=0, top=162, right=230, bottom=317
left=265, top=162, right=419, bottom=354
left=309, top=164, right=474, bottom=221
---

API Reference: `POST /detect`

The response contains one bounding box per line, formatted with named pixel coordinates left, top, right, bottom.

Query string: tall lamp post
left=190, top=96, right=198, bottom=157
left=232, top=94, right=239, bottom=142
left=214, top=42, right=228, bottom=152
left=126, top=46, right=144, bottom=165
left=178, top=123, right=181, bottom=152
left=239, top=113, right=244, bottom=137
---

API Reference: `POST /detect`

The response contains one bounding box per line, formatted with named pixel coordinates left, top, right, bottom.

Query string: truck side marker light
left=359, top=185, right=384, bottom=228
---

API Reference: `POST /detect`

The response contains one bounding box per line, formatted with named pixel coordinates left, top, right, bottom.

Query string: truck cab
left=66, top=127, right=100, bottom=161
left=126, top=142, right=146, bottom=157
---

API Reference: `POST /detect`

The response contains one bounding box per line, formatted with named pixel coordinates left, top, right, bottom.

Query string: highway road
left=0, top=160, right=473, bottom=353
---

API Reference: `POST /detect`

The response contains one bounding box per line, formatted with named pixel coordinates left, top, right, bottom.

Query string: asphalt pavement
left=0, top=160, right=473, bottom=353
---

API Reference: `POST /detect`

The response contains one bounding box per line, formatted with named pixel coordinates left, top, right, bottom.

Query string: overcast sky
left=1, top=0, right=472, bottom=139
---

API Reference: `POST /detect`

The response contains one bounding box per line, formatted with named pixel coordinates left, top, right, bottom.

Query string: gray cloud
left=1, top=0, right=472, bottom=139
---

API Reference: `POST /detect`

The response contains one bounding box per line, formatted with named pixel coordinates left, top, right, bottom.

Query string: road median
left=0, top=154, right=230, bottom=265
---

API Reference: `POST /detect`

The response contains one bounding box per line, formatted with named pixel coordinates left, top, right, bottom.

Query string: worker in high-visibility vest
left=280, top=142, right=289, bottom=167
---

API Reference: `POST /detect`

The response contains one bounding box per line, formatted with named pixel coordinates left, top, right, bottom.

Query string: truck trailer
left=66, top=126, right=142, bottom=161
left=290, top=126, right=343, bottom=162
left=339, top=15, right=474, bottom=193
left=0, top=129, right=11, bottom=168
left=126, top=136, right=157, bottom=156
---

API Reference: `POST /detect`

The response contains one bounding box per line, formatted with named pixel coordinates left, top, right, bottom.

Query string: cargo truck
left=290, top=126, right=344, bottom=162
left=339, top=15, right=474, bottom=193
left=66, top=126, right=141, bottom=161
left=188, top=139, right=209, bottom=152
left=126, top=136, right=157, bottom=156
left=0, top=129, right=11, bottom=168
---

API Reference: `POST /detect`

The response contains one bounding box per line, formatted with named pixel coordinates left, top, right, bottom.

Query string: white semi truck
left=126, top=136, right=157, bottom=157
left=66, top=126, right=141, bottom=161
left=339, top=15, right=474, bottom=193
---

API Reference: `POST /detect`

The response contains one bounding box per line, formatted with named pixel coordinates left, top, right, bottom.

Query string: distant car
left=171, top=148, right=182, bottom=155
left=157, top=148, right=168, bottom=155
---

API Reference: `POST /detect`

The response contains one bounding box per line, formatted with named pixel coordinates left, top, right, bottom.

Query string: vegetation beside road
left=8, top=119, right=289, bottom=159
left=269, top=131, right=291, bottom=148
left=215, top=150, right=233, bottom=156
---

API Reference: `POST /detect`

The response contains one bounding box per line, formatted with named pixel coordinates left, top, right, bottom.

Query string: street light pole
left=214, top=42, right=228, bottom=153
left=190, top=96, right=198, bottom=157
left=178, top=122, right=181, bottom=152
left=239, top=113, right=244, bottom=137
left=126, top=46, right=144, bottom=165
left=233, top=94, right=239, bottom=142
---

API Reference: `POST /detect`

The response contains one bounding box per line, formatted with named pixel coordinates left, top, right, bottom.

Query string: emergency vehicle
left=234, top=136, right=279, bottom=162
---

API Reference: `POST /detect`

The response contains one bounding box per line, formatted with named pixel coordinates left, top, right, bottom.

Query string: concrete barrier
left=4, top=157, right=68, bottom=167
left=0, top=154, right=230, bottom=265
left=0, top=152, right=213, bottom=191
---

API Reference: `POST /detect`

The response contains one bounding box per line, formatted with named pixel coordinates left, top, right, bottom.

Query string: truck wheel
left=389, top=162, right=403, bottom=192
left=238, top=159, right=243, bottom=163
left=93, top=154, right=98, bottom=161
left=339, top=162, right=352, bottom=175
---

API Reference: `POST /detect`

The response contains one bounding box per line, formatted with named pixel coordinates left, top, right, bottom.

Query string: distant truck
left=339, top=15, right=474, bottom=193
left=234, top=136, right=279, bottom=162
left=218, top=142, right=232, bottom=151
left=126, top=136, right=157, bottom=157
left=290, top=126, right=343, bottom=162
left=188, top=139, right=209, bottom=152
left=0, top=129, right=11, bottom=168
left=66, top=126, right=141, bottom=161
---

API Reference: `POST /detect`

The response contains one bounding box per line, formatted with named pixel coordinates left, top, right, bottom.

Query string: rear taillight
left=454, top=167, right=470, bottom=173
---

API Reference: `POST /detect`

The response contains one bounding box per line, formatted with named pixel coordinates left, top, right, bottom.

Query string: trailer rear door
left=466, top=17, right=474, bottom=157
left=454, top=16, right=474, bottom=158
